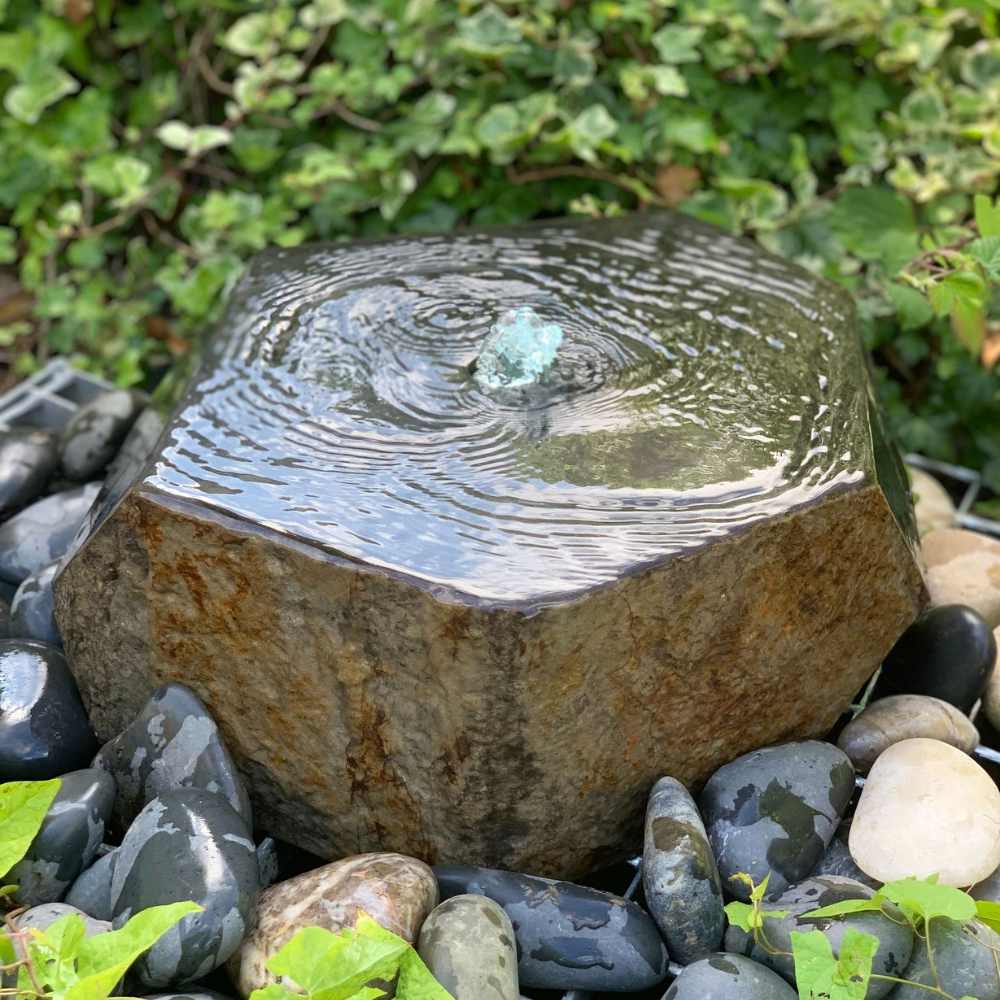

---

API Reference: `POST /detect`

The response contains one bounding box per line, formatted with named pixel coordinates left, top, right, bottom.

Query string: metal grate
left=904, top=451, right=1000, bottom=537
left=0, top=357, right=112, bottom=433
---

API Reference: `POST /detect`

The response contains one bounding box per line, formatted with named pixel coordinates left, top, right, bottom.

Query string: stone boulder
left=55, top=212, right=925, bottom=877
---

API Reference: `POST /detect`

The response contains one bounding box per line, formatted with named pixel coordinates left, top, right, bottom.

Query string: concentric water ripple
left=146, top=213, right=870, bottom=607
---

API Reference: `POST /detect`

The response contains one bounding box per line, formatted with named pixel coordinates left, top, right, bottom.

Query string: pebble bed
left=3, top=388, right=1000, bottom=1000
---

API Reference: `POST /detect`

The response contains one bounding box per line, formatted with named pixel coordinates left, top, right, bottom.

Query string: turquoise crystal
left=474, top=306, right=564, bottom=389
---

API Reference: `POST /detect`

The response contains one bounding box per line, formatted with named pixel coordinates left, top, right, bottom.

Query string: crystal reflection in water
left=147, top=214, right=868, bottom=607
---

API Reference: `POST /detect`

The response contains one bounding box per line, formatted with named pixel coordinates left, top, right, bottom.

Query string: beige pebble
left=850, top=738, right=1000, bottom=886
left=921, top=529, right=1000, bottom=628
left=908, top=467, right=955, bottom=536
left=837, top=695, right=978, bottom=774
left=227, top=852, right=439, bottom=998
left=983, top=625, right=1000, bottom=730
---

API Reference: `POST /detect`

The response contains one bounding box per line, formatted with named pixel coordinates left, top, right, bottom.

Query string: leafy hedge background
left=1, top=0, right=999, bottom=487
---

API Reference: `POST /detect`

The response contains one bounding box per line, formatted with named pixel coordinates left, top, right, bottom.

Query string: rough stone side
left=55, top=480, right=923, bottom=878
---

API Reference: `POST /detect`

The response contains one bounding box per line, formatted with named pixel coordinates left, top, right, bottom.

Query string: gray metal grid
left=0, top=357, right=112, bottom=432
left=905, top=451, right=1000, bottom=537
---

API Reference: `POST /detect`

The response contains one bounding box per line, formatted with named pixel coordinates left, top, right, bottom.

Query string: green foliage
left=1, top=902, right=200, bottom=1000
left=0, top=779, right=60, bottom=887
left=250, top=914, right=453, bottom=1000
left=790, top=927, right=878, bottom=1000
left=0, top=0, right=999, bottom=481
left=728, top=872, right=1000, bottom=1000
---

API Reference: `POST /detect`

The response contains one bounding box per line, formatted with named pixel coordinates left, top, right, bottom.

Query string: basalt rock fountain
left=54, top=212, right=926, bottom=878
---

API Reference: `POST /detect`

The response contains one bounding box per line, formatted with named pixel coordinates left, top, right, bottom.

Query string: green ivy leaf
left=651, top=24, right=704, bottom=64
left=4, top=60, right=79, bottom=124
left=156, top=122, right=232, bottom=155
left=790, top=927, right=878, bottom=1000
left=0, top=779, right=60, bottom=880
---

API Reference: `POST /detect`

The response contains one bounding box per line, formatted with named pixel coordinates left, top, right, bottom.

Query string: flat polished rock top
left=129, top=212, right=883, bottom=608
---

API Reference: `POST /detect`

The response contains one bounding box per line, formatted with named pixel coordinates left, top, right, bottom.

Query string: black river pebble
left=876, top=604, right=997, bottom=712
left=94, top=683, right=252, bottom=832
left=0, top=482, right=101, bottom=585
left=0, top=639, right=98, bottom=779
left=700, top=740, right=855, bottom=902
left=0, top=428, right=59, bottom=519
left=8, top=768, right=115, bottom=907
left=111, top=788, right=259, bottom=988
left=59, top=389, right=146, bottom=481
left=10, top=560, right=60, bottom=645
left=434, top=865, right=668, bottom=992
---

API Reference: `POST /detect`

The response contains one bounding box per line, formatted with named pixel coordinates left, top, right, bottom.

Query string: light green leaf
left=647, top=65, right=688, bottom=97
left=969, top=236, right=1000, bottom=278
left=156, top=122, right=232, bottom=155
left=0, top=227, right=16, bottom=265
left=456, top=5, right=523, bottom=55
left=975, top=899, right=1000, bottom=934
left=301, top=0, right=349, bottom=30
left=830, top=187, right=920, bottom=272
left=791, top=926, right=878, bottom=1000
left=66, top=902, right=201, bottom=1000
left=0, top=779, right=60, bottom=879
left=257, top=915, right=452, bottom=1000
left=4, top=61, right=79, bottom=124
left=879, top=876, right=977, bottom=923
left=887, top=283, right=934, bottom=331
left=651, top=24, right=704, bottom=64
left=974, top=195, right=1000, bottom=237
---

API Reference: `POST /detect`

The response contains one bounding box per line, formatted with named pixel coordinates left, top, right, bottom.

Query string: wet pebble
left=8, top=768, right=115, bottom=907
left=0, top=428, right=59, bottom=519
left=850, top=738, right=1000, bottom=886
left=876, top=604, right=996, bottom=711
left=889, top=917, right=1000, bottom=1000
left=643, top=776, right=724, bottom=964
left=229, top=852, right=437, bottom=998
left=434, top=865, right=668, bottom=993
left=94, top=682, right=252, bottom=832
left=983, top=624, right=1000, bottom=730
left=665, top=954, right=797, bottom=999
left=12, top=901, right=111, bottom=941
left=908, top=467, right=955, bottom=536
left=0, top=639, right=97, bottom=779
left=700, top=741, right=855, bottom=901
left=417, top=894, right=519, bottom=1000
left=65, top=845, right=118, bottom=921
left=10, top=560, right=61, bottom=645
left=836, top=694, right=978, bottom=773
left=111, top=788, right=259, bottom=988
left=59, top=389, right=146, bottom=481
left=725, top=875, right=911, bottom=999
left=922, top=530, right=1000, bottom=628
left=0, top=482, right=101, bottom=585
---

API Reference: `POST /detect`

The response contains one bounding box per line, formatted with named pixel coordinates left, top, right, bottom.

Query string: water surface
left=141, top=213, right=870, bottom=608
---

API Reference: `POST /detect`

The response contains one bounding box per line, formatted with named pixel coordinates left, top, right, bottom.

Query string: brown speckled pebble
left=226, top=852, right=438, bottom=998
